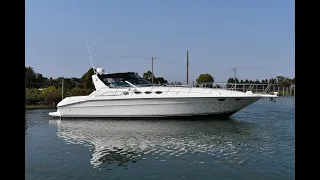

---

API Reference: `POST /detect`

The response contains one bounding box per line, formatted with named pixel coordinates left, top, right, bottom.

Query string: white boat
left=49, top=68, right=278, bottom=118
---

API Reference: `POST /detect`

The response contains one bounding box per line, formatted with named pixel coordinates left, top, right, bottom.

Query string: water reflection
left=49, top=117, right=254, bottom=168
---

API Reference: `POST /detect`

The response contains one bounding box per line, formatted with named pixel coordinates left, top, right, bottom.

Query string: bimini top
left=99, top=72, right=137, bottom=78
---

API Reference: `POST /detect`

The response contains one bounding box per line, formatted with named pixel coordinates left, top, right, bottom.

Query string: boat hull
left=50, top=97, right=261, bottom=118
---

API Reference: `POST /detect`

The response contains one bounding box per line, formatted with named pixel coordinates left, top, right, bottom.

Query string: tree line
left=195, top=73, right=295, bottom=87
left=227, top=76, right=295, bottom=87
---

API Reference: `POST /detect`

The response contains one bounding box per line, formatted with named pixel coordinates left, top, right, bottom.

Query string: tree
left=227, top=77, right=235, bottom=83
left=81, top=68, right=95, bottom=89
left=276, top=76, right=291, bottom=87
left=291, top=77, right=295, bottom=85
left=269, top=78, right=275, bottom=84
left=40, top=86, right=62, bottom=104
left=196, top=73, right=214, bottom=83
left=143, top=71, right=154, bottom=82
left=143, top=70, right=168, bottom=84
left=154, top=77, right=167, bottom=84
left=25, top=66, right=36, bottom=86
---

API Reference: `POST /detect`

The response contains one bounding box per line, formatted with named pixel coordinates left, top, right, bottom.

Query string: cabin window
left=145, top=91, right=152, bottom=94
left=134, top=91, right=142, bottom=94
left=218, top=98, right=226, bottom=101
left=155, top=91, right=163, bottom=94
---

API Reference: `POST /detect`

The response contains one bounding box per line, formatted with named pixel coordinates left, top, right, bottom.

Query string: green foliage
left=154, top=77, right=168, bottom=84
left=143, top=70, right=168, bottom=84
left=26, top=86, right=93, bottom=105
left=26, top=88, right=41, bottom=102
left=143, top=71, right=153, bottom=81
left=196, top=73, right=214, bottom=83
left=81, top=68, right=95, bottom=89
left=227, top=77, right=239, bottom=83
left=66, top=88, right=92, bottom=96
left=25, top=66, right=36, bottom=85
left=40, top=86, right=62, bottom=103
left=276, top=76, right=292, bottom=87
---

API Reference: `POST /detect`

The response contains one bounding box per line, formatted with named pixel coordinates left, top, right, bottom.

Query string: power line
left=30, top=47, right=183, bottom=66
left=30, top=47, right=150, bottom=60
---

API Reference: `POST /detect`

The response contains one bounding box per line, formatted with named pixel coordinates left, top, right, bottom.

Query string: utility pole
left=187, top=50, right=189, bottom=85
left=149, top=57, right=157, bottom=84
left=152, top=57, right=154, bottom=83
left=232, top=68, right=238, bottom=83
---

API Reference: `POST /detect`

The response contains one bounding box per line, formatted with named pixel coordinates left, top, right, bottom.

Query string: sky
left=25, top=0, right=295, bottom=83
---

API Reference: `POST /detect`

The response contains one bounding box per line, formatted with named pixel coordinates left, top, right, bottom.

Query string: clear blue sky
left=26, top=0, right=294, bottom=83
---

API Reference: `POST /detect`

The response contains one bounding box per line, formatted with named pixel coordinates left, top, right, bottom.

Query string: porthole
left=145, top=91, right=152, bottom=94
left=134, top=91, right=142, bottom=94
left=155, top=91, right=163, bottom=94
left=235, top=98, right=242, bottom=101
left=218, top=98, right=226, bottom=101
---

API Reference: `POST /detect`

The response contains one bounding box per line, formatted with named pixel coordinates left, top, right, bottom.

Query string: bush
left=26, top=87, right=93, bottom=105
left=26, top=88, right=41, bottom=104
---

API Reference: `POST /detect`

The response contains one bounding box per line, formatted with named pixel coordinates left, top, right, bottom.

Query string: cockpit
left=97, top=72, right=153, bottom=88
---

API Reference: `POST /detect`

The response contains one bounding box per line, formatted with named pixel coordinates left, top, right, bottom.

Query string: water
left=25, top=97, right=295, bottom=180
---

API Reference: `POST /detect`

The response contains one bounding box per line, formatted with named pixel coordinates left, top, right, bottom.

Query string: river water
left=25, top=97, right=295, bottom=180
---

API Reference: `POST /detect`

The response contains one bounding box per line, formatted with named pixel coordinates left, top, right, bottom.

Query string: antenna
left=85, top=39, right=96, bottom=74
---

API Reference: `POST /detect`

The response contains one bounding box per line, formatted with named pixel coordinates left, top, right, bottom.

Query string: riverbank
left=25, top=105, right=56, bottom=109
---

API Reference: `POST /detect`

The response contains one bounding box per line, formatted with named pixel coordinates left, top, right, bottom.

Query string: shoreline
left=26, top=105, right=56, bottom=109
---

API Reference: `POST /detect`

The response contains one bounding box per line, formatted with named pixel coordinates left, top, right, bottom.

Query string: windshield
left=124, top=74, right=153, bottom=87
left=98, top=73, right=153, bottom=88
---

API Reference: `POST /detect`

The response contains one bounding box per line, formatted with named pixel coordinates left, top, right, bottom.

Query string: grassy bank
left=25, top=104, right=56, bottom=109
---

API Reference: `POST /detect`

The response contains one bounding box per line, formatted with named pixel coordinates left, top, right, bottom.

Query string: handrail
left=92, top=83, right=280, bottom=97
left=263, top=84, right=271, bottom=94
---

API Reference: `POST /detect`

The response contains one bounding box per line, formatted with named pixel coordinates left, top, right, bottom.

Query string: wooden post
left=290, top=87, right=292, bottom=96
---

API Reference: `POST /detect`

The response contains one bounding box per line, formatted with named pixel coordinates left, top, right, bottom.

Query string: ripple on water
left=26, top=98, right=294, bottom=179
left=51, top=119, right=265, bottom=168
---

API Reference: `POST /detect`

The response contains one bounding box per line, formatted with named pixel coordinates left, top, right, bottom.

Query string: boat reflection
left=49, top=117, right=254, bottom=168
